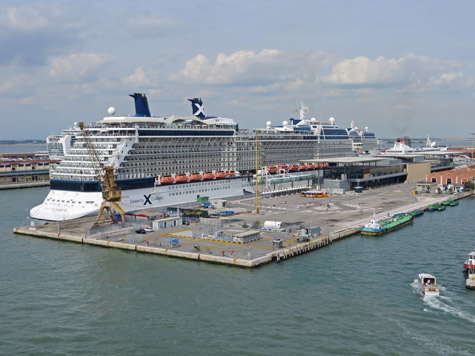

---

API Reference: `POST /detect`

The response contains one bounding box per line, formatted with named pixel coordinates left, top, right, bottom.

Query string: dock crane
left=78, top=122, right=125, bottom=225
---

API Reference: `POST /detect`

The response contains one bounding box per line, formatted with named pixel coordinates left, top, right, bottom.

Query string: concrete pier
left=467, top=272, right=475, bottom=290
left=14, top=183, right=472, bottom=268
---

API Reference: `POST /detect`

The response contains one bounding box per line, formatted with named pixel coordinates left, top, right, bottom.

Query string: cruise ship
left=346, top=120, right=380, bottom=154
left=31, top=94, right=377, bottom=221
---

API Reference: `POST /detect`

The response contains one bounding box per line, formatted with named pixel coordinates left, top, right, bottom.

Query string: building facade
left=426, top=166, right=475, bottom=186
left=0, top=153, right=59, bottom=187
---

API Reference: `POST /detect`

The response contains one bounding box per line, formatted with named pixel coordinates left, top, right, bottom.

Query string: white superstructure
left=31, top=94, right=378, bottom=221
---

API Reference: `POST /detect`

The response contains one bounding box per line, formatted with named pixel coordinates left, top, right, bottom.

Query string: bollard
left=222, top=250, right=225, bottom=257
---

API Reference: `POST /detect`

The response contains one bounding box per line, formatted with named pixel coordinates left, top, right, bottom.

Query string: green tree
left=251, top=220, right=261, bottom=229
left=464, top=180, right=475, bottom=191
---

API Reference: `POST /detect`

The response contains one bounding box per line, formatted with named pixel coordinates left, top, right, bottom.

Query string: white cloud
left=249, top=79, right=308, bottom=94
left=0, top=74, right=29, bottom=94
left=0, top=5, right=85, bottom=65
left=0, top=7, right=51, bottom=32
left=172, top=49, right=328, bottom=85
left=121, top=67, right=157, bottom=87
left=48, top=53, right=114, bottom=82
left=321, top=54, right=460, bottom=88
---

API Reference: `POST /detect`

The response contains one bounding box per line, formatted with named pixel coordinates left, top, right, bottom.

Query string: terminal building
left=0, top=153, right=60, bottom=188
left=303, top=153, right=456, bottom=193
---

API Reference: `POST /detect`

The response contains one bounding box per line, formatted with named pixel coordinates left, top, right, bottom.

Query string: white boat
left=465, top=251, right=475, bottom=290
left=463, top=251, right=475, bottom=270
left=417, top=273, right=440, bottom=296
left=383, top=135, right=448, bottom=156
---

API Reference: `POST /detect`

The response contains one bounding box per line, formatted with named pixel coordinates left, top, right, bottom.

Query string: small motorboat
left=410, top=210, right=424, bottom=217
left=417, top=273, right=440, bottom=296
left=442, top=200, right=458, bottom=206
left=464, top=251, right=475, bottom=270
left=427, top=204, right=442, bottom=211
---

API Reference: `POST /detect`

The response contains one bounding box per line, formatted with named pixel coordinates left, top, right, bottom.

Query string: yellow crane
left=78, top=122, right=125, bottom=225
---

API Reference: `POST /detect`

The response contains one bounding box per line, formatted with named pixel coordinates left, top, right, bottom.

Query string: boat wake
left=411, top=280, right=475, bottom=324
left=394, top=318, right=474, bottom=356
left=422, top=296, right=475, bottom=324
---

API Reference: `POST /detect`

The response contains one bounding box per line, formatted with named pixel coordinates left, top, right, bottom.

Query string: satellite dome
left=365, top=126, right=369, bottom=131
left=108, top=107, right=116, bottom=116
left=329, top=117, right=335, bottom=125
left=310, top=118, right=316, bottom=122
left=283, top=120, right=289, bottom=126
left=266, top=121, right=272, bottom=127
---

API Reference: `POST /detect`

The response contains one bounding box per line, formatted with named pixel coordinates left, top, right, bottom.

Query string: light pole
left=472, top=133, right=475, bottom=166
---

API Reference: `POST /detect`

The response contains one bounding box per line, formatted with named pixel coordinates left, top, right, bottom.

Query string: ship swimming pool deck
left=14, top=184, right=472, bottom=268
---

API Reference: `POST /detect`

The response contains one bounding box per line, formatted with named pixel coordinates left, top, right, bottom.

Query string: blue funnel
left=129, top=93, right=151, bottom=117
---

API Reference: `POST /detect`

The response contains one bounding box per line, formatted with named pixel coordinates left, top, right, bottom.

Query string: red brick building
left=427, top=166, right=475, bottom=186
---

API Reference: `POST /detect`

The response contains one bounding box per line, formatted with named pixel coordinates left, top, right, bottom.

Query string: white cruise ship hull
left=30, top=174, right=315, bottom=221
left=31, top=178, right=250, bottom=221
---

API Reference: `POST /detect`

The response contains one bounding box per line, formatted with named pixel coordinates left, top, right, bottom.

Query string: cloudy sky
left=1, top=0, right=475, bottom=139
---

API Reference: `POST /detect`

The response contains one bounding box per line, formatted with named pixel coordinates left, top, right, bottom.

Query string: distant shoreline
left=0, top=144, right=46, bottom=147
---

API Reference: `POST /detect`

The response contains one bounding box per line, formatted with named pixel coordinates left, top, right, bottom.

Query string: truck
left=262, top=221, right=283, bottom=231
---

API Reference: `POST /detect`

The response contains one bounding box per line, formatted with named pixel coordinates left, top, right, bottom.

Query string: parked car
left=135, top=229, right=146, bottom=234
left=144, top=227, right=154, bottom=232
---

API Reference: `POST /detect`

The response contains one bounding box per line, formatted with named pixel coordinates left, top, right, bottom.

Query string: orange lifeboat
left=203, top=172, right=215, bottom=180
left=175, top=174, right=189, bottom=183
left=215, top=171, right=227, bottom=179
left=160, top=176, right=174, bottom=184
left=289, top=164, right=299, bottom=172
left=267, top=166, right=277, bottom=174
left=298, top=164, right=307, bottom=171
left=278, top=165, right=288, bottom=172
left=322, top=163, right=329, bottom=168
left=307, top=164, right=315, bottom=170
left=189, top=173, right=202, bottom=182
left=226, top=170, right=235, bottom=177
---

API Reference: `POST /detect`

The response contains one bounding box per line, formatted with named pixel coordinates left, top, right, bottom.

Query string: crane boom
left=78, top=122, right=125, bottom=225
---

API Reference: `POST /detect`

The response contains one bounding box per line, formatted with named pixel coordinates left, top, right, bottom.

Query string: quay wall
left=13, top=191, right=473, bottom=268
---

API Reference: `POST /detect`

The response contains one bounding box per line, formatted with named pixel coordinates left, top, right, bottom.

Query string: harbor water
left=1, top=187, right=474, bottom=355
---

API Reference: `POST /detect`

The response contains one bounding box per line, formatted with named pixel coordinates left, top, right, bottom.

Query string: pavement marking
left=180, top=238, right=204, bottom=246
left=205, top=242, right=228, bottom=249
left=248, top=244, right=273, bottom=249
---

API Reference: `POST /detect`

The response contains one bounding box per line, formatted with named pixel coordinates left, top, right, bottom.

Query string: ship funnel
left=188, top=98, right=206, bottom=119
left=130, top=93, right=151, bottom=117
